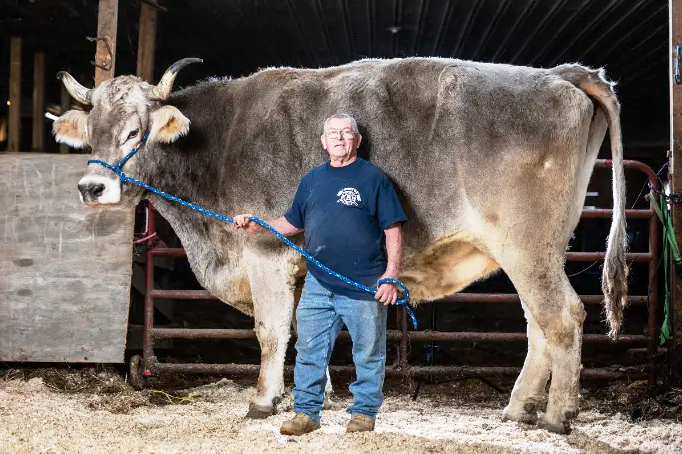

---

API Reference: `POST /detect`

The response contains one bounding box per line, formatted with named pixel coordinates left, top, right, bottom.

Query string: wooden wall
left=0, top=154, right=134, bottom=363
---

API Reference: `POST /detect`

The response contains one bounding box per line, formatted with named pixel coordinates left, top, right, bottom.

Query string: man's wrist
left=383, top=269, right=400, bottom=279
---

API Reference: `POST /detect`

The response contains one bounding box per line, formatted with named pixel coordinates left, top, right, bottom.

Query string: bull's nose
left=78, top=182, right=105, bottom=199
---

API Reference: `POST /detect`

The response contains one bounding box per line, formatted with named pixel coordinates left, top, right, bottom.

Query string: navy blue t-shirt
left=285, top=158, right=407, bottom=300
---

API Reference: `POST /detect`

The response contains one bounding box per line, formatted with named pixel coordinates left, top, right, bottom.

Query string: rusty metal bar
left=149, top=362, right=645, bottom=381
left=397, top=305, right=408, bottom=370
left=150, top=327, right=646, bottom=344
left=581, top=209, right=652, bottom=219
left=151, top=289, right=218, bottom=299
left=646, top=181, right=661, bottom=386
left=404, top=367, right=646, bottom=380
left=439, top=294, right=649, bottom=305
left=142, top=200, right=156, bottom=368
left=406, top=332, right=647, bottom=343
left=566, top=252, right=651, bottom=262
left=150, top=328, right=399, bottom=341
left=151, top=288, right=649, bottom=306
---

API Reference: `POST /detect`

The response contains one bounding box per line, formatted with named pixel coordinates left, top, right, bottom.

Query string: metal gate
left=128, top=159, right=661, bottom=388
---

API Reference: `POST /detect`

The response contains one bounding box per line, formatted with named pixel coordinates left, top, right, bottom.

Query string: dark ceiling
left=0, top=0, right=669, bottom=153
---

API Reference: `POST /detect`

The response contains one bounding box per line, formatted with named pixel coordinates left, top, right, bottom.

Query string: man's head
left=320, top=114, right=362, bottom=161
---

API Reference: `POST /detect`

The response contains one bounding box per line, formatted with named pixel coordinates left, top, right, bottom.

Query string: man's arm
left=375, top=222, right=403, bottom=305
left=234, top=214, right=303, bottom=237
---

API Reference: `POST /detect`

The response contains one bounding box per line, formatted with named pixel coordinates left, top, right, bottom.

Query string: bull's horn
left=148, top=57, right=203, bottom=101
left=56, top=71, right=93, bottom=105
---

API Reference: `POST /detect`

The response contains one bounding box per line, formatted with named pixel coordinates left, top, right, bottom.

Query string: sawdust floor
left=0, top=369, right=681, bottom=454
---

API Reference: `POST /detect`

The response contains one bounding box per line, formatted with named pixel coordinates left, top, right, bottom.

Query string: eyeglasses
left=325, top=130, right=355, bottom=140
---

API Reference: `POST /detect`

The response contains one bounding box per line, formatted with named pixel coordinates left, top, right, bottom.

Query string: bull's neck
left=138, top=139, right=229, bottom=294
left=148, top=193, right=225, bottom=292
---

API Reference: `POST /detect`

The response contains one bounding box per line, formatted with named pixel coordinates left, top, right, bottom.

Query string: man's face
left=321, top=118, right=362, bottom=160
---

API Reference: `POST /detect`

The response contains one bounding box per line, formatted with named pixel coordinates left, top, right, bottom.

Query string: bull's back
left=281, top=59, right=591, bottom=239
left=181, top=58, right=599, bottom=250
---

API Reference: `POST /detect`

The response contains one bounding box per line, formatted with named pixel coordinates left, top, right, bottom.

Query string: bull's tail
left=553, top=64, right=628, bottom=338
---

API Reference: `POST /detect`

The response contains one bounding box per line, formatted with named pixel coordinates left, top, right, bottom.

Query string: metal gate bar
left=133, top=159, right=661, bottom=387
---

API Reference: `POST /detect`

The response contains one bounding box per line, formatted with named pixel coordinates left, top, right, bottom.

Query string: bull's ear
left=53, top=110, right=89, bottom=148
left=149, top=105, right=190, bottom=144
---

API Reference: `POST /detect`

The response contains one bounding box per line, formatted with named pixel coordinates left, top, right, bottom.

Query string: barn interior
left=0, top=0, right=673, bottom=389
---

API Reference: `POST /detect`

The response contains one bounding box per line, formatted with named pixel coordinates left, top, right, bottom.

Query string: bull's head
left=53, top=58, right=202, bottom=205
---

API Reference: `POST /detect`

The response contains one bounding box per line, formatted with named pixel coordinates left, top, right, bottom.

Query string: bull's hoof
left=502, top=402, right=538, bottom=425
left=245, top=403, right=277, bottom=419
left=564, top=408, right=579, bottom=420
left=538, top=412, right=575, bottom=435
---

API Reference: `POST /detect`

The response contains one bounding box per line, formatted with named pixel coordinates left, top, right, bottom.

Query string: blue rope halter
left=88, top=132, right=417, bottom=328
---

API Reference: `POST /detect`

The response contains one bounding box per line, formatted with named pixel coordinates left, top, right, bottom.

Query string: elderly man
left=234, top=113, right=406, bottom=435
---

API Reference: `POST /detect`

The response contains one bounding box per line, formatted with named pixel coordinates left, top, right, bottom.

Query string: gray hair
left=322, top=114, right=359, bottom=134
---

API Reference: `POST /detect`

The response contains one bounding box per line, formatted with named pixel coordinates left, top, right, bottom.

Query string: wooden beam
left=60, top=79, right=70, bottom=154
left=669, top=0, right=682, bottom=369
left=31, top=52, right=45, bottom=152
left=8, top=37, right=21, bottom=152
left=94, top=0, right=119, bottom=86
left=136, top=0, right=158, bottom=82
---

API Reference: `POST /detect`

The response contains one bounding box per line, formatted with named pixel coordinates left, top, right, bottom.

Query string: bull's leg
left=244, top=249, right=297, bottom=419
left=505, top=263, right=585, bottom=434
left=537, top=275, right=585, bottom=434
left=502, top=306, right=550, bottom=424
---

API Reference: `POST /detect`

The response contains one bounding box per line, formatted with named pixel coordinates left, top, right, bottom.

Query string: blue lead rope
left=88, top=133, right=417, bottom=329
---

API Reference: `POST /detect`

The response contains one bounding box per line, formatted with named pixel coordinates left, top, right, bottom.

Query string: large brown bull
left=53, top=56, right=626, bottom=433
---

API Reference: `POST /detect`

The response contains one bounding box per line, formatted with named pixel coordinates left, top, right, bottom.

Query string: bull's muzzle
left=77, top=175, right=121, bottom=205
left=78, top=182, right=105, bottom=201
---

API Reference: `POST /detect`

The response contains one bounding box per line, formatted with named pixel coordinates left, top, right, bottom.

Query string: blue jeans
left=293, top=272, right=388, bottom=420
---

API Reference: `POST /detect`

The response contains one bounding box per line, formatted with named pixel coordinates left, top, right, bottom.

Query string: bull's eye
left=127, top=129, right=139, bottom=141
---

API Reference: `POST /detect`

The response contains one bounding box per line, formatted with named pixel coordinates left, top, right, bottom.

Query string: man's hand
left=233, top=214, right=263, bottom=234
left=375, top=273, right=399, bottom=306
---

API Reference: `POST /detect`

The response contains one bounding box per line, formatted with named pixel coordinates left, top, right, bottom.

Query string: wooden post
left=59, top=78, right=71, bottom=154
left=32, top=52, right=45, bottom=152
left=8, top=37, right=21, bottom=152
left=136, top=0, right=158, bottom=82
left=94, top=0, right=119, bottom=86
left=670, top=0, right=682, bottom=372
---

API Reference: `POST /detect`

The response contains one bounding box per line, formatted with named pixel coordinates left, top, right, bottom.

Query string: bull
left=53, top=56, right=627, bottom=434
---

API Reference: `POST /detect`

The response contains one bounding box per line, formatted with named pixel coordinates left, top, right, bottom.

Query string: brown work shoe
left=346, top=414, right=375, bottom=433
left=279, top=413, right=321, bottom=436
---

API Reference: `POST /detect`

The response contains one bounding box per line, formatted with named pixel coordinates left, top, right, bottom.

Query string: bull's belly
left=207, top=232, right=497, bottom=310
left=400, top=231, right=500, bottom=303
left=287, top=231, right=498, bottom=304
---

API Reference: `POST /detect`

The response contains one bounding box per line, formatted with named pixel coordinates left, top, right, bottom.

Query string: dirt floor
left=0, top=367, right=681, bottom=454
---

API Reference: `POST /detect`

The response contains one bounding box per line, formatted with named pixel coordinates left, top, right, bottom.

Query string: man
left=234, top=114, right=406, bottom=435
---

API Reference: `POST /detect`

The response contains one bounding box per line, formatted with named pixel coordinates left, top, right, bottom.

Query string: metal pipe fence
left=129, top=159, right=661, bottom=387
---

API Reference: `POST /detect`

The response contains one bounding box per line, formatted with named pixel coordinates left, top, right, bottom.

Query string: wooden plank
left=60, top=80, right=71, bottom=154
left=0, top=154, right=135, bottom=363
left=8, top=37, right=21, bottom=152
left=136, top=0, right=158, bottom=82
left=94, top=0, right=119, bottom=87
left=32, top=52, right=45, bottom=152
left=670, top=0, right=682, bottom=364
